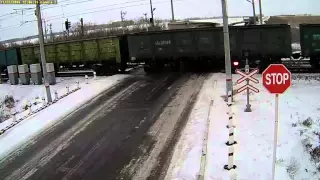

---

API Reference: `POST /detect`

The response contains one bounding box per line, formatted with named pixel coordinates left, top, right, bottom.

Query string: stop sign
left=262, top=64, right=291, bottom=94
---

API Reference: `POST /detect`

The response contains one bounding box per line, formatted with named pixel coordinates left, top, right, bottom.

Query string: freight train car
left=300, top=24, right=320, bottom=69
left=0, top=48, right=21, bottom=74
left=127, top=24, right=292, bottom=73
left=19, top=36, right=129, bottom=75
left=229, top=24, right=292, bottom=71
left=127, top=27, right=222, bottom=72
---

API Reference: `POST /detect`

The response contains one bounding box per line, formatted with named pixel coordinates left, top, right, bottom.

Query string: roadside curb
left=198, top=80, right=217, bottom=180
left=0, top=87, right=82, bottom=136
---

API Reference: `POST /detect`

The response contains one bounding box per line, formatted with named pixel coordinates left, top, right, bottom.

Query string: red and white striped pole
left=224, top=90, right=237, bottom=171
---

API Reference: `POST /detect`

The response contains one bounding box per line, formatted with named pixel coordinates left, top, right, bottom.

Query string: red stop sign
left=262, top=64, right=291, bottom=94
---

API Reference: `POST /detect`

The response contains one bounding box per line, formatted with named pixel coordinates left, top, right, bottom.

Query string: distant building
left=167, top=21, right=219, bottom=30
left=167, top=16, right=270, bottom=30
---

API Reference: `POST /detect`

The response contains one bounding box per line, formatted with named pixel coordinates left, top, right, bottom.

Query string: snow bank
left=0, top=74, right=129, bottom=159
left=167, top=73, right=320, bottom=180
left=165, top=74, right=216, bottom=180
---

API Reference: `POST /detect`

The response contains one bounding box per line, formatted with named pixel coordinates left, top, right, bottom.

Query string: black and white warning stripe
left=224, top=90, right=237, bottom=171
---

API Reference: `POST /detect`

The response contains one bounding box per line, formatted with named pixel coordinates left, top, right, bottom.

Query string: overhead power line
left=0, top=0, right=87, bottom=20
left=0, top=0, right=146, bottom=20
left=46, top=0, right=149, bottom=20
left=0, top=0, right=188, bottom=31
left=46, top=0, right=174, bottom=21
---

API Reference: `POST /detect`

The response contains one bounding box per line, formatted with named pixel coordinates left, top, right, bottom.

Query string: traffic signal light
left=80, top=18, right=83, bottom=27
left=65, top=19, right=71, bottom=30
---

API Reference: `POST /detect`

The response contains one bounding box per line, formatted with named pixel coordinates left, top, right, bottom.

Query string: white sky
left=0, top=0, right=318, bottom=41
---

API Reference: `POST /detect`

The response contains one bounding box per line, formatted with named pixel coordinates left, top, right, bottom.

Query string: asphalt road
left=0, top=70, right=206, bottom=180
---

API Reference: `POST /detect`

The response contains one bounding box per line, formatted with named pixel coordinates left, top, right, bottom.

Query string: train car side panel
left=83, top=40, right=98, bottom=61
left=195, top=30, right=215, bottom=56
left=6, top=48, right=21, bottom=66
left=45, top=44, right=57, bottom=63
left=56, top=43, right=69, bottom=63
left=173, top=31, right=194, bottom=57
left=262, top=25, right=292, bottom=58
left=300, top=24, right=320, bottom=57
left=21, top=46, right=36, bottom=65
left=127, top=34, right=152, bottom=61
left=300, top=24, right=320, bottom=68
left=119, top=35, right=129, bottom=71
left=151, top=33, right=173, bottom=57
left=0, top=50, right=7, bottom=68
left=112, top=38, right=121, bottom=64
left=98, top=38, right=117, bottom=63
left=218, top=27, right=238, bottom=58
left=69, top=41, right=82, bottom=62
left=234, top=27, right=262, bottom=58
left=33, top=47, right=40, bottom=63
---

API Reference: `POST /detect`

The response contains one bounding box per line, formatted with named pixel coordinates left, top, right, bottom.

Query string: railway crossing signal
left=236, top=68, right=259, bottom=85
left=262, top=64, right=291, bottom=180
left=237, top=84, right=259, bottom=93
left=236, top=68, right=259, bottom=94
left=236, top=67, right=259, bottom=112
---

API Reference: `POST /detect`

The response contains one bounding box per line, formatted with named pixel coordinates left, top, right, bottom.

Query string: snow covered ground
left=166, top=73, right=320, bottom=180
left=0, top=74, right=129, bottom=159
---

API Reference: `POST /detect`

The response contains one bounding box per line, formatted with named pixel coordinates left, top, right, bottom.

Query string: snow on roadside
left=0, top=77, right=98, bottom=115
left=0, top=74, right=129, bottom=159
left=0, top=77, right=88, bottom=130
left=167, top=73, right=320, bottom=180
left=165, top=73, right=223, bottom=180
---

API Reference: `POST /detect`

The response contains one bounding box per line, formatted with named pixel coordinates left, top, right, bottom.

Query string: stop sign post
left=262, top=64, right=291, bottom=180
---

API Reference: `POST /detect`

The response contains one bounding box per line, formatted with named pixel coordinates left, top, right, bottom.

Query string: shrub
left=310, top=146, right=320, bottom=164
left=4, top=95, right=15, bottom=109
left=302, top=117, right=313, bottom=127
left=286, top=157, right=300, bottom=180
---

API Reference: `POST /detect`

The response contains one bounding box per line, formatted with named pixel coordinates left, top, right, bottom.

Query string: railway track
left=0, top=63, right=319, bottom=85
left=0, top=64, right=143, bottom=83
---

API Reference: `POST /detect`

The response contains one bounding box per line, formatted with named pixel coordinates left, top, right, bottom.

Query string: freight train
left=127, top=24, right=292, bottom=73
left=0, top=36, right=129, bottom=76
left=0, top=23, right=319, bottom=75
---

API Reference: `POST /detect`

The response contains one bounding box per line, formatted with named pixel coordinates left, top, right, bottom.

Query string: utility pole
left=221, top=0, right=233, bottom=101
left=170, top=0, right=175, bottom=22
left=143, top=13, right=148, bottom=22
left=246, top=0, right=256, bottom=25
left=36, top=0, right=52, bottom=103
left=149, top=0, right=154, bottom=26
left=120, top=11, right=127, bottom=34
left=44, top=19, right=48, bottom=42
left=258, top=0, right=263, bottom=24
left=143, top=13, right=149, bottom=32
left=48, top=23, right=53, bottom=42
left=252, top=0, right=256, bottom=24
left=80, top=18, right=84, bottom=36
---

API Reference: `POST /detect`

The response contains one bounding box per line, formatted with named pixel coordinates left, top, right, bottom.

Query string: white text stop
left=265, top=73, right=289, bottom=85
